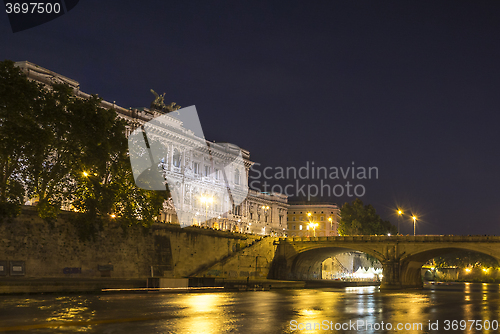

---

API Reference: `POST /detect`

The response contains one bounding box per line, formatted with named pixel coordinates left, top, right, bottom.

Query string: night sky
left=3, top=1, right=500, bottom=236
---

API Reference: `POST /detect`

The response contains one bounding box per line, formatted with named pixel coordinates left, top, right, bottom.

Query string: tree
left=0, top=60, right=44, bottom=215
left=338, top=198, right=397, bottom=236
left=59, top=88, right=170, bottom=229
left=112, top=157, right=170, bottom=227
left=434, top=250, right=499, bottom=269
left=0, top=59, right=169, bottom=227
left=21, top=84, right=77, bottom=219
left=0, top=61, right=77, bottom=218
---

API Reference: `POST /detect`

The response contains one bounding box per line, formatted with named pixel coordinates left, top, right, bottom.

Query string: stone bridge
left=269, top=235, right=500, bottom=289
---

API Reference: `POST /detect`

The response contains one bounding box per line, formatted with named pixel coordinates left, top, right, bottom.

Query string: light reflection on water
left=0, top=283, right=500, bottom=333
left=162, top=294, right=234, bottom=334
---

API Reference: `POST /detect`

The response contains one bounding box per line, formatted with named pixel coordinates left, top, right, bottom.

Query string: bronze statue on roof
left=150, top=89, right=181, bottom=113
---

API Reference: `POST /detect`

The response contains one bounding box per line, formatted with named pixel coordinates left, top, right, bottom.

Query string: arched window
left=173, top=149, right=181, bottom=167
left=234, top=169, right=240, bottom=185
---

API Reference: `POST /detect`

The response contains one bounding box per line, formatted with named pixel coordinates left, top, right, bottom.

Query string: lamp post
left=306, top=212, right=319, bottom=237
left=200, top=195, right=213, bottom=227
left=412, top=215, right=417, bottom=236
left=328, top=217, right=333, bottom=236
left=307, top=212, right=312, bottom=237
left=262, top=205, right=270, bottom=235
left=397, top=209, right=403, bottom=235
left=309, top=222, right=319, bottom=237
left=261, top=206, right=270, bottom=217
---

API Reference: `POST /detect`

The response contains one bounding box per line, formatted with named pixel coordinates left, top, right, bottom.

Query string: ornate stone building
left=287, top=202, right=340, bottom=237
left=15, top=61, right=288, bottom=236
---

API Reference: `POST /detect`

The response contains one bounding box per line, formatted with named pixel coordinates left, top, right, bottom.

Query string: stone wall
left=0, top=207, right=259, bottom=280
left=195, top=236, right=278, bottom=279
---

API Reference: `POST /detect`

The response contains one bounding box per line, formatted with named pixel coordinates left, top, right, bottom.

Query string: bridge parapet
left=281, top=235, right=500, bottom=243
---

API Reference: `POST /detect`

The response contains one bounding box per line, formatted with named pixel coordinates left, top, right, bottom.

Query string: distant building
left=287, top=202, right=340, bottom=237
left=15, top=61, right=288, bottom=236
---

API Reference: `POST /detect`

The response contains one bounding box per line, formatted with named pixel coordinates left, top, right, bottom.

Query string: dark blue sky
left=3, top=1, right=500, bottom=235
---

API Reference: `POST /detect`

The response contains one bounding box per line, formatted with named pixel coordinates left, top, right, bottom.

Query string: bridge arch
left=289, top=246, right=382, bottom=280
left=271, top=236, right=500, bottom=289
left=399, top=245, right=500, bottom=288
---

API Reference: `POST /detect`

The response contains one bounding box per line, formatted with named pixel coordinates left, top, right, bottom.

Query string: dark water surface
left=1, top=283, right=500, bottom=333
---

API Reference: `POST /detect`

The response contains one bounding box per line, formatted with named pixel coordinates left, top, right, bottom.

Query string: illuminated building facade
left=15, top=61, right=288, bottom=236
left=287, top=202, right=340, bottom=237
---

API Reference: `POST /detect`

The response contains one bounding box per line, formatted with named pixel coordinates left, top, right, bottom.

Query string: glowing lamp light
left=83, top=171, right=89, bottom=177
left=200, top=196, right=213, bottom=204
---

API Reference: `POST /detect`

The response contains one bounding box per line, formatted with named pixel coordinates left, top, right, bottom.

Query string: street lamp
left=261, top=206, right=270, bottom=220
left=328, top=217, right=333, bottom=235
left=262, top=205, right=270, bottom=234
left=306, top=212, right=318, bottom=237
left=397, top=209, right=403, bottom=235
left=200, top=195, right=213, bottom=227
left=306, top=212, right=312, bottom=236
left=262, top=206, right=270, bottom=218
left=309, top=222, right=319, bottom=237
left=411, top=215, right=417, bottom=236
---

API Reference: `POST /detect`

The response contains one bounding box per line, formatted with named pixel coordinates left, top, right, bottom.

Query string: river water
left=1, top=282, right=499, bottom=333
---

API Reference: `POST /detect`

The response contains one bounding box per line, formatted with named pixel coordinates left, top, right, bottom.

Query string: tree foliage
left=433, top=250, right=499, bottom=268
left=0, top=59, right=169, bottom=228
left=0, top=60, right=42, bottom=215
left=338, top=198, right=397, bottom=236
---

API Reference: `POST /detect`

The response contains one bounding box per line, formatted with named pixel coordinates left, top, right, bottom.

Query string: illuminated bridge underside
left=271, top=236, right=500, bottom=289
